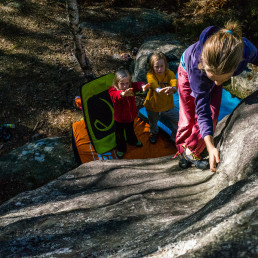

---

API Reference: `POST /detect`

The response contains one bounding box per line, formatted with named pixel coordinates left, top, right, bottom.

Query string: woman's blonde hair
left=148, top=52, right=168, bottom=74
left=199, top=21, right=243, bottom=75
left=113, top=69, right=132, bottom=90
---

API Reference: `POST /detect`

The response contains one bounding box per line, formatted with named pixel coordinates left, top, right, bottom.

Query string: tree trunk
left=66, top=0, right=95, bottom=80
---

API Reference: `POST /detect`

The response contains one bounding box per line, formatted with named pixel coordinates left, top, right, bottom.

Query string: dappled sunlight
left=0, top=37, right=17, bottom=52
left=0, top=0, right=257, bottom=256
left=43, top=109, right=83, bottom=133
left=0, top=4, right=17, bottom=14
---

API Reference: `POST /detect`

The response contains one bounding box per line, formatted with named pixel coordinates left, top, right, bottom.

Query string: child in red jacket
left=108, top=70, right=150, bottom=158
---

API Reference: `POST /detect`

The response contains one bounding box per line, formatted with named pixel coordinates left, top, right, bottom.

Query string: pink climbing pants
left=175, top=64, right=222, bottom=157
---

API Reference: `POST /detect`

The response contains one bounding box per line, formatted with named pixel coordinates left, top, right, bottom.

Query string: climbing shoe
left=182, top=151, right=208, bottom=170
left=116, top=151, right=124, bottom=159
left=173, top=151, right=191, bottom=169
left=149, top=133, right=157, bottom=144
left=178, top=154, right=191, bottom=169
left=136, top=141, right=143, bottom=147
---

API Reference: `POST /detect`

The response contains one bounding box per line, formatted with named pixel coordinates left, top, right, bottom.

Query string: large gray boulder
left=132, top=34, right=185, bottom=83
left=0, top=91, right=257, bottom=257
left=0, top=137, right=76, bottom=205
left=80, top=7, right=173, bottom=37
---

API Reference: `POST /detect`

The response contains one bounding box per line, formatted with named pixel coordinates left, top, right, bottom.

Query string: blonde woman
left=176, top=21, right=258, bottom=171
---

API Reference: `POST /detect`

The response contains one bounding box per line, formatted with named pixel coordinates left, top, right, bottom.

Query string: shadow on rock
left=0, top=91, right=257, bottom=257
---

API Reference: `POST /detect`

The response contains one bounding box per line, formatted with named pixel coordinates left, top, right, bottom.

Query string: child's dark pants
left=115, top=120, right=138, bottom=153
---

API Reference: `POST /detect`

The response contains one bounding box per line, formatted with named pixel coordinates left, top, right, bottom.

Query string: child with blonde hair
left=108, top=69, right=150, bottom=158
left=144, top=52, right=179, bottom=144
left=176, top=21, right=257, bottom=171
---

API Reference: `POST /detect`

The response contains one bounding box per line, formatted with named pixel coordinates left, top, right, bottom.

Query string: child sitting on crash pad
left=108, top=69, right=150, bottom=159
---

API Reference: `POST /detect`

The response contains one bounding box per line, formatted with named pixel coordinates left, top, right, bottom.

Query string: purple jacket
left=183, top=26, right=258, bottom=138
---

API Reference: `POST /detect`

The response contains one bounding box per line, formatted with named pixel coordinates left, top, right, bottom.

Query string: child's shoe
left=116, top=151, right=124, bottom=159
left=136, top=141, right=143, bottom=147
left=149, top=133, right=157, bottom=144
left=182, top=151, right=208, bottom=170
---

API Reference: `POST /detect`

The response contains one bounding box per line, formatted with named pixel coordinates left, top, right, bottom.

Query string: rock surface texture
left=0, top=137, right=75, bottom=205
left=0, top=91, right=257, bottom=257
left=80, top=7, right=173, bottom=37
left=228, top=64, right=258, bottom=99
left=132, top=34, right=185, bottom=83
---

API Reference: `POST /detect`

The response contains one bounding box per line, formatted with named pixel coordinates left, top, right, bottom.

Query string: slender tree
left=66, top=0, right=95, bottom=80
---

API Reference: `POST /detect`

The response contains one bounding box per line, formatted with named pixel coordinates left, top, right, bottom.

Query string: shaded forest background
left=0, top=0, right=257, bottom=157
left=80, top=0, right=258, bottom=44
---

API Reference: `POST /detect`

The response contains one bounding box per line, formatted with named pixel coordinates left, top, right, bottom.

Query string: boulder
left=0, top=137, right=76, bottom=205
left=226, top=64, right=258, bottom=99
left=0, top=91, right=257, bottom=257
left=80, top=7, right=173, bottom=37
left=132, top=34, right=185, bottom=82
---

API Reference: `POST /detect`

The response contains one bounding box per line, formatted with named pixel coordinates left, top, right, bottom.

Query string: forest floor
left=0, top=0, right=256, bottom=157
left=0, top=0, right=143, bottom=156
left=0, top=0, right=185, bottom=157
